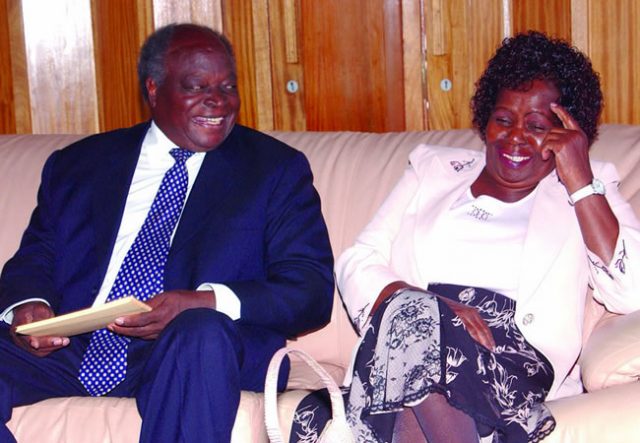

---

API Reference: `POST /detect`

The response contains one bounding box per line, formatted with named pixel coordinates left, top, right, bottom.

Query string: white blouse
left=422, top=188, right=536, bottom=300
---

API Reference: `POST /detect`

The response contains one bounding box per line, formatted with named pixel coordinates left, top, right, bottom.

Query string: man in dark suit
left=0, top=23, right=333, bottom=442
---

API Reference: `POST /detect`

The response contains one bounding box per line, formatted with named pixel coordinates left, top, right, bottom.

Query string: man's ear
left=146, top=78, right=158, bottom=108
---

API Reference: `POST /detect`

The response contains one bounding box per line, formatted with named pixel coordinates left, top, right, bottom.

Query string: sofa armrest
left=580, top=309, right=640, bottom=391
left=544, top=382, right=640, bottom=442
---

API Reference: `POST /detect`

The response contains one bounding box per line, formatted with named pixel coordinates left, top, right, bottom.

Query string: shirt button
left=523, top=313, right=534, bottom=325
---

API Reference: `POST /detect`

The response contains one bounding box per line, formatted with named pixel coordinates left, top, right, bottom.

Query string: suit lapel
left=170, top=143, right=235, bottom=254
left=91, top=125, right=147, bottom=275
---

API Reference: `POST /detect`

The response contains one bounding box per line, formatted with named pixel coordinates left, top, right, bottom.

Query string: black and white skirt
left=290, top=284, right=556, bottom=443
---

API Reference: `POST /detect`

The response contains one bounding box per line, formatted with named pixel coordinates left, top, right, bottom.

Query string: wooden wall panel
left=269, top=0, right=305, bottom=131
left=222, top=0, right=262, bottom=130
left=22, top=0, right=98, bottom=133
left=153, top=0, right=223, bottom=30
left=587, top=0, right=640, bottom=124
left=0, top=0, right=639, bottom=134
left=248, top=0, right=275, bottom=130
left=300, top=0, right=404, bottom=132
left=91, top=0, right=152, bottom=132
left=5, top=0, right=30, bottom=134
left=402, top=0, right=427, bottom=130
left=512, top=0, right=572, bottom=40
left=424, top=0, right=503, bottom=129
left=0, top=0, right=15, bottom=133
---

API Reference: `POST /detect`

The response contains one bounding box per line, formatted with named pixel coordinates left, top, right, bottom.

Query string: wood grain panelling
left=425, top=0, right=503, bottom=129
left=570, top=0, right=588, bottom=52
left=6, top=0, right=30, bottom=134
left=0, top=0, right=16, bottom=133
left=300, top=0, right=404, bottom=132
left=587, top=0, right=640, bottom=124
left=22, top=0, right=98, bottom=133
left=512, top=0, right=572, bottom=40
left=153, top=0, right=223, bottom=30
left=91, top=0, right=152, bottom=131
left=267, top=0, right=305, bottom=131
left=402, top=0, right=427, bottom=130
left=0, top=0, right=639, bottom=134
left=383, top=0, right=406, bottom=131
left=221, top=0, right=262, bottom=130
left=248, top=0, right=275, bottom=130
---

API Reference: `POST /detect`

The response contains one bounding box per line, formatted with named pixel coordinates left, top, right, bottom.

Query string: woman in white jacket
left=290, top=32, right=640, bottom=443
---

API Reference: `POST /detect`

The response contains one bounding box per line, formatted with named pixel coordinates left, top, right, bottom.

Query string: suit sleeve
left=0, top=152, right=60, bottom=312
left=225, top=152, right=334, bottom=338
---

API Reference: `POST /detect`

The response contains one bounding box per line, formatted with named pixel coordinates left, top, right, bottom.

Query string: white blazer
left=336, top=145, right=640, bottom=400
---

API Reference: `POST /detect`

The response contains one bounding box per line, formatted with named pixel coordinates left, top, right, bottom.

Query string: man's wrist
left=1, top=298, right=51, bottom=324
left=196, top=283, right=240, bottom=320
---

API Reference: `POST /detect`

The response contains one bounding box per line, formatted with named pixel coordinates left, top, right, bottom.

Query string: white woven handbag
left=264, top=347, right=354, bottom=443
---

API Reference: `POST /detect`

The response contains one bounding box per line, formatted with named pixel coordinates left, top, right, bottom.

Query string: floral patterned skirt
left=290, top=284, right=556, bottom=443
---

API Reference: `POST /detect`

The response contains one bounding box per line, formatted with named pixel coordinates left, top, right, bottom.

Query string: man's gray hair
left=137, top=23, right=236, bottom=102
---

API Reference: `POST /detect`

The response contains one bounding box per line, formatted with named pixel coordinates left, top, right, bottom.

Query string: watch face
left=593, top=178, right=606, bottom=195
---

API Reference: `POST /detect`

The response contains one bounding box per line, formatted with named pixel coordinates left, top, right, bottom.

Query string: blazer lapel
left=518, top=171, right=575, bottom=303
left=413, top=147, right=484, bottom=284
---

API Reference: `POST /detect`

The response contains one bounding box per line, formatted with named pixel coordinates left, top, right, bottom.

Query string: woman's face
left=476, top=79, right=562, bottom=202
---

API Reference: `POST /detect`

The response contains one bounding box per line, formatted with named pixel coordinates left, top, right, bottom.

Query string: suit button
left=523, top=313, right=534, bottom=325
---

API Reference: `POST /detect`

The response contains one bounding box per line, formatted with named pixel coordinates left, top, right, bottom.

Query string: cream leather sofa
left=3, top=125, right=640, bottom=442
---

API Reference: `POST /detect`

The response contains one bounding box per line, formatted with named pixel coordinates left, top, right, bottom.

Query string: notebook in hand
left=15, top=297, right=152, bottom=337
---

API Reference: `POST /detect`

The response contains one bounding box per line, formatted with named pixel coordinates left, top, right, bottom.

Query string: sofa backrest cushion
left=0, top=134, right=85, bottom=267
left=1, top=124, right=640, bottom=377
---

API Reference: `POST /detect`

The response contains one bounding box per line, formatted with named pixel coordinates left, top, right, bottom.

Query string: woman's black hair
left=471, top=31, right=602, bottom=145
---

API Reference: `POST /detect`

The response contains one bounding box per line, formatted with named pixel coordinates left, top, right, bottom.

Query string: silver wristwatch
left=569, top=178, right=606, bottom=204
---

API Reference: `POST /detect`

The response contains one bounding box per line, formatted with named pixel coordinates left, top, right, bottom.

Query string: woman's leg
left=393, top=393, right=479, bottom=443
left=392, top=408, right=427, bottom=443
left=411, top=393, right=478, bottom=443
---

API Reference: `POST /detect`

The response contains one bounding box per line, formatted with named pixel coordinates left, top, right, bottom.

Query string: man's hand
left=439, top=298, right=496, bottom=351
left=108, top=290, right=216, bottom=340
left=10, top=302, right=70, bottom=357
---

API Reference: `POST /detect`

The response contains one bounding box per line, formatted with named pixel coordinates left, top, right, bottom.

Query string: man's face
left=146, top=29, right=240, bottom=152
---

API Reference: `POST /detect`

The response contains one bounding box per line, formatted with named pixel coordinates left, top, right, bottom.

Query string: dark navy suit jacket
left=0, top=122, right=334, bottom=339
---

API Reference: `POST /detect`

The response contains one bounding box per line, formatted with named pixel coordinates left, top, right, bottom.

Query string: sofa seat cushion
left=8, top=391, right=268, bottom=443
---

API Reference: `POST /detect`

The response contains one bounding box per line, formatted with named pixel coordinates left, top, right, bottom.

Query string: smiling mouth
left=501, top=152, right=531, bottom=163
left=193, top=116, right=224, bottom=127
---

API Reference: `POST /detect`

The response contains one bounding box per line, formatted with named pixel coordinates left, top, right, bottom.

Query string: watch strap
left=569, top=179, right=605, bottom=204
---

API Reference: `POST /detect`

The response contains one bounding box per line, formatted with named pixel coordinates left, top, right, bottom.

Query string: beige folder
left=15, top=297, right=151, bottom=337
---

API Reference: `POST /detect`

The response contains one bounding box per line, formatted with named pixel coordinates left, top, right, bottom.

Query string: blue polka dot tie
left=78, top=147, right=194, bottom=396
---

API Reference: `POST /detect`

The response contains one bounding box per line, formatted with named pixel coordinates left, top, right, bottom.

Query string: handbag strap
left=264, top=347, right=349, bottom=443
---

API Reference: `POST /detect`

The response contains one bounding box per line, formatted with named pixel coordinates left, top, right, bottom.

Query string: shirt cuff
left=1, top=298, right=51, bottom=324
left=587, top=237, right=629, bottom=281
left=196, top=283, right=241, bottom=320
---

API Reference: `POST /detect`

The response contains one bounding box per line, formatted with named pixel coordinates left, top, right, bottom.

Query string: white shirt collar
left=144, top=121, right=204, bottom=166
